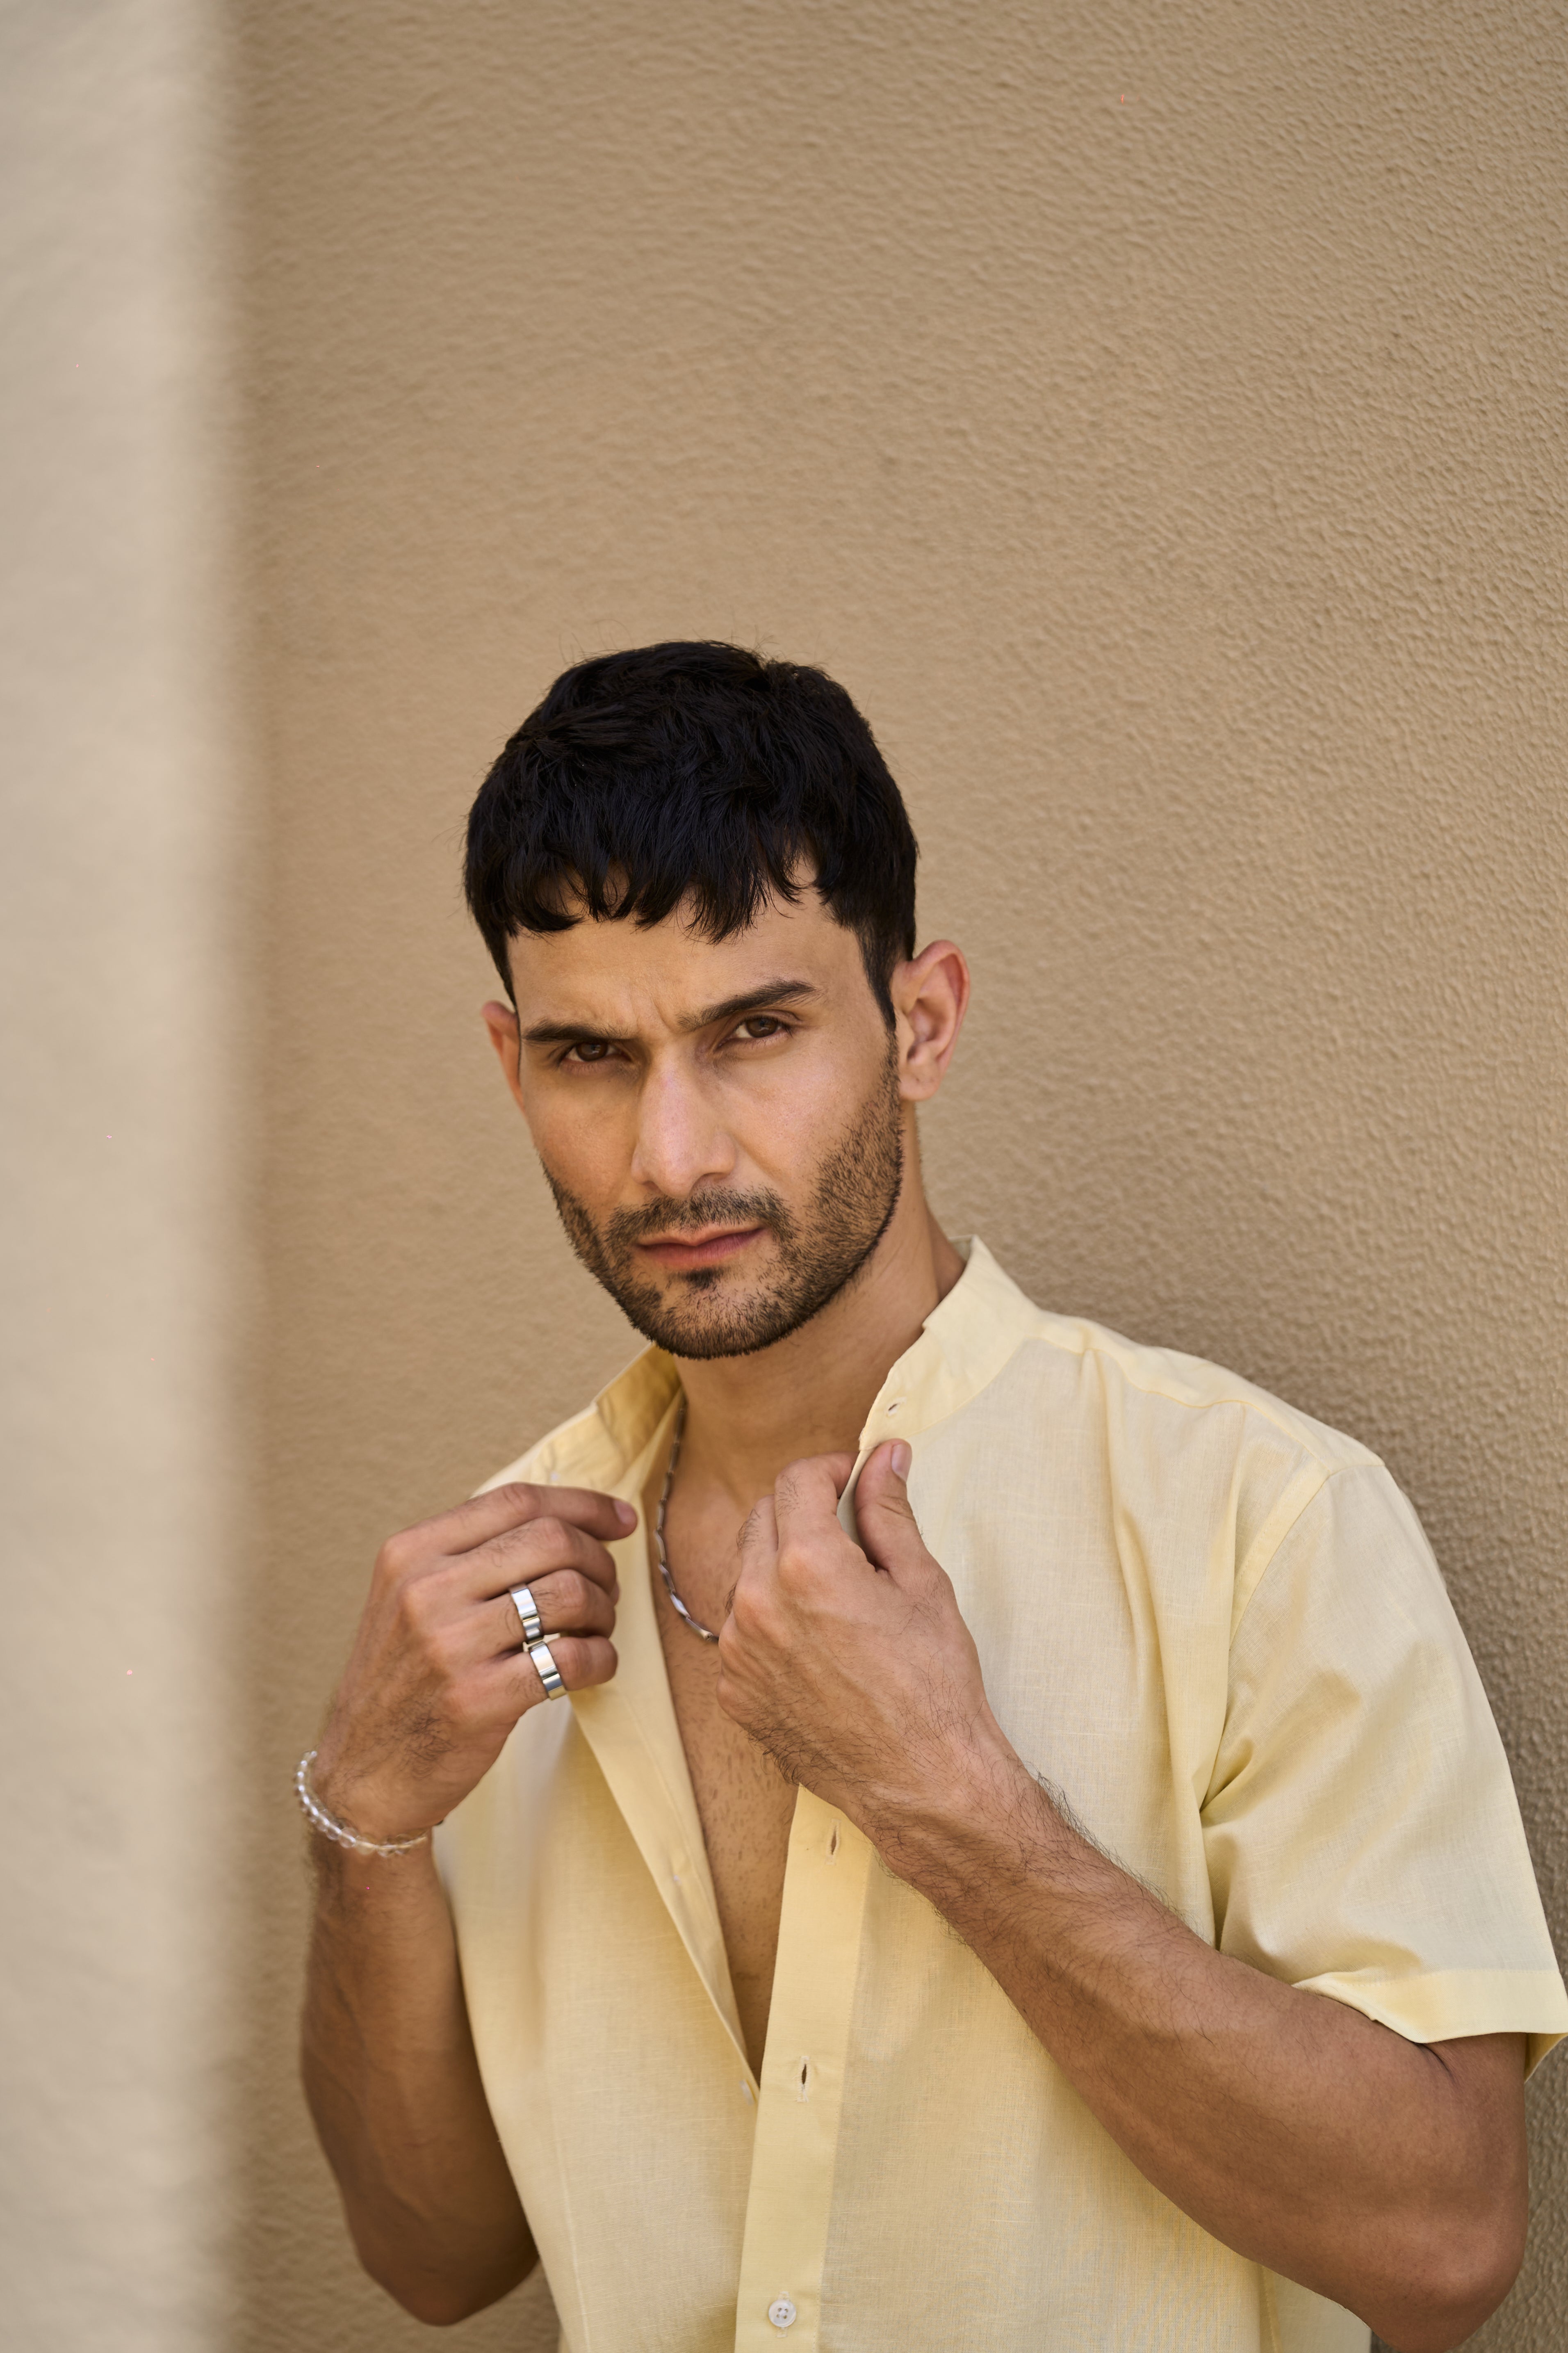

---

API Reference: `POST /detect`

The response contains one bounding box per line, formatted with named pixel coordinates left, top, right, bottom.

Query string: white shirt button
left=768, top=2298, right=797, bottom=2329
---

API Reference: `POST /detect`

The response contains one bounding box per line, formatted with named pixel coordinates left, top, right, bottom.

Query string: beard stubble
left=543, top=1048, right=906, bottom=1360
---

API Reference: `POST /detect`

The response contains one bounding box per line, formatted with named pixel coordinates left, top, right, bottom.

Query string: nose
left=629, top=1054, right=738, bottom=1202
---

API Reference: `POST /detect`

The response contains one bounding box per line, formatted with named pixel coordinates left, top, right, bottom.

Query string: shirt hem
left=1294, top=1965, right=1568, bottom=2076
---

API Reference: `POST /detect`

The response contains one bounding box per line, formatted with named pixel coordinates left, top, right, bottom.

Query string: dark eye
left=734, top=1016, right=786, bottom=1042
left=565, top=1039, right=615, bottom=1064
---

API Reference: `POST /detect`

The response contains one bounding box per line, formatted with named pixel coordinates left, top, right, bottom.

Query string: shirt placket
left=731, top=1786, right=872, bottom=2351
left=729, top=1383, right=938, bottom=2348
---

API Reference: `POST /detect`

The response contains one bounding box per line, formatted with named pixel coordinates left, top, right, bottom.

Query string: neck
left=673, top=1155, right=965, bottom=1515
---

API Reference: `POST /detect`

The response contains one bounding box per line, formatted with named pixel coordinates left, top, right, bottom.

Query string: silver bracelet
left=294, top=1749, right=434, bottom=1857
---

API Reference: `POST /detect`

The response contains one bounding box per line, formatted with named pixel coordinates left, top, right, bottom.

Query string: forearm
left=869, top=1748, right=1522, bottom=2351
left=302, top=1836, right=535, bottom=2324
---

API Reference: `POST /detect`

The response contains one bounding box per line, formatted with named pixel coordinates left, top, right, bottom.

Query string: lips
left=634, top=1225, right=766, bottom=1273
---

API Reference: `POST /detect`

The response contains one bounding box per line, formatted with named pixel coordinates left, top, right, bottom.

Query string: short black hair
left=463, top=641, right=918, bottom=1020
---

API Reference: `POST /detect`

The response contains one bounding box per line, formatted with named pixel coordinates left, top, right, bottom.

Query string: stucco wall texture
left=1, top=5, right=250, bottom=2350
left=233, top=1, right=1568, bottom=2347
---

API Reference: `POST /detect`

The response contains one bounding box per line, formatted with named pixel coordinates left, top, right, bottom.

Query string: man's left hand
left=715, top=1442, right=1016, bottom=1838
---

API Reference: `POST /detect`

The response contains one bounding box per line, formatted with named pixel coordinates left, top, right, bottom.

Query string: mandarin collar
left=529, top=1237, right=1037, bottom=1490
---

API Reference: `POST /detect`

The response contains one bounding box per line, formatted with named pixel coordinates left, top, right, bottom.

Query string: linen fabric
left=435, top=1238, right=1566, bottom=2353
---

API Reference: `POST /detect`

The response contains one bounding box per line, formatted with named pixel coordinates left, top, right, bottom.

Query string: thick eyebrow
left=521, top=977, right=818, bottom=1050
left=680, top=977, right=818, bottom=1033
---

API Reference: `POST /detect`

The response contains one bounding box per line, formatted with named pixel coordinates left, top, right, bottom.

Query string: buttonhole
left=827, top=1823, right=840, bottom=1861
left=798, top=2057, right=810, bottom=2100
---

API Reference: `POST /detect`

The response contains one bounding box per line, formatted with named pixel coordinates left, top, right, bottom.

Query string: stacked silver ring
left=528, top=1641, right=566, bottom=1700
left=509, top=1584, right=566, bottom=1699
left=509, top=1584, right=543, bottom=1644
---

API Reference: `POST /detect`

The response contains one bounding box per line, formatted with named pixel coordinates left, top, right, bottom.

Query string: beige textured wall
left=231, top=3, right=1566, bottom=2349
left=1, top=2, right=250, bottom=2347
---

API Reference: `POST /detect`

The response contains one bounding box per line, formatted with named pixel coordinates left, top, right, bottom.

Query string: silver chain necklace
left=653, top=1396, right=720, bottom=1643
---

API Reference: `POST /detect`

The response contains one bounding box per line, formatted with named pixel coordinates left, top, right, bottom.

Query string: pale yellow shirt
left=436, top=1239, right=1566, bottom=2353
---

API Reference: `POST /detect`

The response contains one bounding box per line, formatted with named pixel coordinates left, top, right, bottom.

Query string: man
left=301, top=641, right=1565, bottom=2353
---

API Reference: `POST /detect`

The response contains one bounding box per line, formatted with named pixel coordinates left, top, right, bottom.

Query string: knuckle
left=729, top=1580, right=772, bottom=1639
left=393, top=1570, right=449, bottom=1646
left=375, top=1529, right=419, bottom=1582
left=538, top=1570, right=579, bottom=1620
left=775, top=1538, right=819, bottom=1588
left=390, top=1579, right=426, bottom=1636
left=492, top=1480, right=547, bottom=1518
left=426, top=1616, right=469, bottom=1673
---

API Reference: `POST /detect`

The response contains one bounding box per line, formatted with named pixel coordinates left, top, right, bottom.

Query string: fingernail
left=615, top=1501, right=637, bottom=1530
left=891, top=1441, right=911, bottom=1478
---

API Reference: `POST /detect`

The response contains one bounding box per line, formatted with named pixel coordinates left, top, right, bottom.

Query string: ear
left=891, top=940, right=969, bottom=1102
left=481, top=999, right=529, bottom=1114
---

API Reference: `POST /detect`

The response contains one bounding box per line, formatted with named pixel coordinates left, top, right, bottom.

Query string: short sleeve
left=1203, top=1461, right=1568, bottom=2074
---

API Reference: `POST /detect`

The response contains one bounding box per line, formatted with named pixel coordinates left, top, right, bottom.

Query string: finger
left=440, top=1481, right=638, bottom=1556
left=466, top=1514, right=624, bottom=1599
left=495, top=1631, right=618, bottom=1705
left=852, top=1442, right=936, bottom=1583
left=492, top=1568, right=617, bottom=1649
left=770, top=1451, right=857, bottom=1546
left=735, top=1493, right=779, bottom=1574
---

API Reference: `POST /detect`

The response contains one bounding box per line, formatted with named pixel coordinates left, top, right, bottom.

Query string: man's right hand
left=311, top=1481, right=636, bottom=1843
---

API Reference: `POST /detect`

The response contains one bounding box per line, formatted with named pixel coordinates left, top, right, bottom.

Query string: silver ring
left=509, top=1584, right=543, bottom=1645
left=528, top=1639, right=566, bottom=1700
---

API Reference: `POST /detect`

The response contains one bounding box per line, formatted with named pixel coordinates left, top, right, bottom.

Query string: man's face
left=497, top=890, right=907, bottom=1359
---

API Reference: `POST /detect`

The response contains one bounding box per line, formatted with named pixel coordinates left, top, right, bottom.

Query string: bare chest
left=650, top=1515, right=797, bottom=2077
